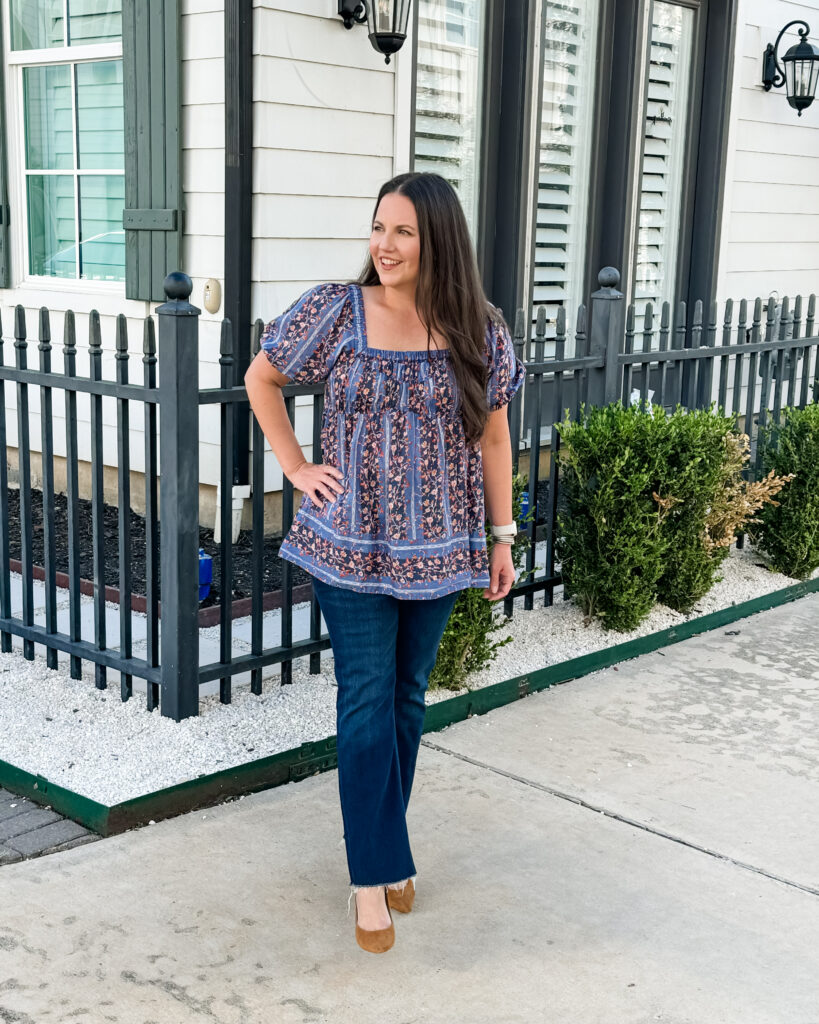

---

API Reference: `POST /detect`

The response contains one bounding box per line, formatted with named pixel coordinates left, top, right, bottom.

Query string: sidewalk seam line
left=421, top=738, right=819, bottom=899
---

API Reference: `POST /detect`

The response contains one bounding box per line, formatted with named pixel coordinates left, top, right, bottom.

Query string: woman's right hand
left=288, top=461, right=345, bottom=509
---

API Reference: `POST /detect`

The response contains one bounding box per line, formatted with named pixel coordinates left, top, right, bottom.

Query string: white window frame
left=3, top=0, right=126, bottom=299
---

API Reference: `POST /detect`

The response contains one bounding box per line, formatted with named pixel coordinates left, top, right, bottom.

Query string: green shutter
left=122, top=0, right=182, bottom=302
left=0, top=14, right=11, bottom=288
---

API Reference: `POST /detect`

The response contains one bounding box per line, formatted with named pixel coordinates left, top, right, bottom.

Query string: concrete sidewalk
left=0, top=594, right=817, bottom=1024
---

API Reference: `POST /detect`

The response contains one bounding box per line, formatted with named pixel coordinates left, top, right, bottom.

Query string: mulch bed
left=4, top=487, right=313, bottom=610
left=4, top=477, right=553, bottom=613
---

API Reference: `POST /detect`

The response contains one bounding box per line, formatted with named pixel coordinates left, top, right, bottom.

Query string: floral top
left=260, top=281, right=526, bottom=599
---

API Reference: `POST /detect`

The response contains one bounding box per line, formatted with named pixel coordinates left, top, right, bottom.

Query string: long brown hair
left=354, top=172, right=505, bottom=447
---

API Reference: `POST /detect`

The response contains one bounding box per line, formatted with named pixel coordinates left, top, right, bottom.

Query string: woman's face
left=369, top=192, right=421, bottom=289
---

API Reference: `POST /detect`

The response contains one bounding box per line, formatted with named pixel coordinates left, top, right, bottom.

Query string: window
left=9, top=0, right=124, bottom=284
left=529, top=0, right=600, bottom=353
left=630, top=0, right=695, bottom=319
left=412, top=0, right=487, bottom=241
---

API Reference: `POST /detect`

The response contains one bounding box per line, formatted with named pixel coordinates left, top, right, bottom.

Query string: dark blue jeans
left=310, top=574, right=459, bottom=897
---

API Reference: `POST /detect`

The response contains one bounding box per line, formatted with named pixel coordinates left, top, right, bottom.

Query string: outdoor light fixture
left=338, top=0, right=413, bottom=64
left=762, top=20, right=819, bottom=116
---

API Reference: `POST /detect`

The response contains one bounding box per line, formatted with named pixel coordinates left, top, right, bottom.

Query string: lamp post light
left=762, top=20, right=819, bottom=116
left=338, top=0, right=413, bottom=64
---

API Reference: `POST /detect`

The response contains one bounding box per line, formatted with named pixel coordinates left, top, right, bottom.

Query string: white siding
left=179, top=0, right=226, bottom=486
left=181, top=0, right=225, bottom=324
left=251, top=1, right=403, bottom=491
left=251, top=3, right=397, bottom=315
left=717, top=0, right=819, bottom=307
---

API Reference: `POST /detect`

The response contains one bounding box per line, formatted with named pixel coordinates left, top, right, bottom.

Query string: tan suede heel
left=354, top=887, right=395, bottom=953
left=386, top=877, right=415, bottom=914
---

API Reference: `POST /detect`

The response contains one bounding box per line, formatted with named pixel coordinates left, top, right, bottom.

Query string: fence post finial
left=163, top=271, right=193, bottom=302
left=587, top=267, right=625, bottom=406
left=597, top=266, right=620, bottom=290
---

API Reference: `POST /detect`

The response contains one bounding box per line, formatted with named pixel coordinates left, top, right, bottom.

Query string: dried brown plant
left=703, top=432, right=794, bottom=555
left=652, top=491, right=682, bottom=519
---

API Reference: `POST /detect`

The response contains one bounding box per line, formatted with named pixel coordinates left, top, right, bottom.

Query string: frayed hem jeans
left=309, top=574, right=459, bottom=894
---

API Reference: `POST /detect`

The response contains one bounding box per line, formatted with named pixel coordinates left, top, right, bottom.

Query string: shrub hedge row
left=429, top=400, right=818, bottom=689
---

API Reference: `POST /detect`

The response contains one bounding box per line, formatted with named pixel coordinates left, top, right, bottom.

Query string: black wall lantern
left=338, top=0, right=412, bottom=64
left=762, top=20, right=819, bottom=116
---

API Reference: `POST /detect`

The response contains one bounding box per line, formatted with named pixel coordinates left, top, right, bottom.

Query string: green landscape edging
left=0, top=758, right=111, bottom=834
left=0, top=737, right=339, bottom=838
left=2, top=576, right=817, bottom=838
left=425, top=575, right=819, bottom=730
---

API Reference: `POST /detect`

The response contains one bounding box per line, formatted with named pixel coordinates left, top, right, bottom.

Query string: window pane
left=632, top=1, right=695, bottom=318
left=531, top=0, right=600, bottom=354
left=79, top=176, right=126, bottom=282
left=10, top=0, right=64, bottom=50
left=28, top=175, right=76, bottom=278
left=69, top=0, right=122, bottom=45
left=413, top=0, right=487, bottom=240
left=77, top=61, right=124, bottom=169
left=24, top=65, right=74, bottom=171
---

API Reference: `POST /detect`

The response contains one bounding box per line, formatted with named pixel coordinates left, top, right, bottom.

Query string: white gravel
left=1, top=542, right=815, bottom=806
left=453, top=543, right=819, bottom=695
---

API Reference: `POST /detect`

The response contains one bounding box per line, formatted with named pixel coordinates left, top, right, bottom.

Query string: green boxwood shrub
left=750, top=403, right=819, bottom=580
left=555, top=402, right=678, bottom=631
left=654, top=407, right=738, bottom=613
left=555, top=401, right=788, bottom=629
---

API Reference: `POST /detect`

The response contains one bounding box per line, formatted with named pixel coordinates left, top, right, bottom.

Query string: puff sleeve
left=260, top=282, right=348, bottom=385
left=485, top=313, right=526, bottom=412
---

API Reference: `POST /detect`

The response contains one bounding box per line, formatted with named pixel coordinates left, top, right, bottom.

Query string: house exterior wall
left=181, top=0, right=226, bottom=389
left=0, top=0, right=415, bottom=524
left=1, top=0, right=818, bottom=521
left=717, top=0, right=819, bottom=306
left=249, top=0, right=414, bottom=498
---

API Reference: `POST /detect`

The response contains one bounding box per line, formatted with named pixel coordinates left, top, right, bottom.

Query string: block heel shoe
left=354, top=886, right=395, bottom=953
left=386, top=878, right=415, bottom=914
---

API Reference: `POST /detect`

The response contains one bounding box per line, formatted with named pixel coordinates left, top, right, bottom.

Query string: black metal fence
left=0, top=267, right=816, bottom=721
left=0, top=272, right=331, bottom=722
left=0, top=303, right=162, bottom=706
left=507, top=266, right=819, bottom=616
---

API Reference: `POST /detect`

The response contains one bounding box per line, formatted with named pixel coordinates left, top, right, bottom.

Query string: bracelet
left=490, top=522, right=517, bottom=542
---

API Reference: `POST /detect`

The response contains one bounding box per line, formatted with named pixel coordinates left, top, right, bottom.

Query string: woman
left=244, top=171, right=525, bottom=954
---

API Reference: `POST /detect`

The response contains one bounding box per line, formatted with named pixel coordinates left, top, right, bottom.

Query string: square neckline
left=352, top=282, right=450, bottom=360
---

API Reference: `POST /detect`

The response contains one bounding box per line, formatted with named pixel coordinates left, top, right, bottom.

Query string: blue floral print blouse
left=260, top=281, right=526, bottom=599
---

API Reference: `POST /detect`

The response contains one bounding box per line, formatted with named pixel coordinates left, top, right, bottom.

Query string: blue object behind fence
left=198, top=549, right=213, bottom=601
left=519, top=490, right=529, bottom=525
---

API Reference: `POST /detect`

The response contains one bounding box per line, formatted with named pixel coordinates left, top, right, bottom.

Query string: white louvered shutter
left=632, top=1, right=694, bottom=325
left=413, top=0, right=486, bottom=240
left=531, top=0, right=600, bottom=356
